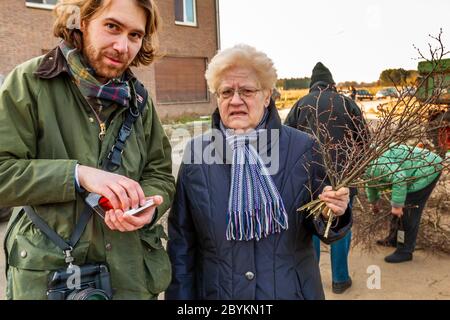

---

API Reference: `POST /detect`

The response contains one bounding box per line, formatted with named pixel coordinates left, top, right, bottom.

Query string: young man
left=0, top=0, right=175, bottom=299
left=285, top=62, right=369, bottom=294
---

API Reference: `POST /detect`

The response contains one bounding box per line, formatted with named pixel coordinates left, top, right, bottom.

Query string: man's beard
left=82, top=37, right=130, bottom=80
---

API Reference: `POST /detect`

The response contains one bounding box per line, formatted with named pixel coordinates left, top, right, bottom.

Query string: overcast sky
left=218, top=0, right=450, bottom=83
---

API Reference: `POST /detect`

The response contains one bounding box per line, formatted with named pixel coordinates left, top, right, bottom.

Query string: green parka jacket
left=0, top=47, right=175, bottom=299
left=365, top=145, right=442, bottom=206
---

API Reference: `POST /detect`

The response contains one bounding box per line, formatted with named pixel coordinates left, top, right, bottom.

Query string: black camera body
left=47, top=263, right=113, bottom=300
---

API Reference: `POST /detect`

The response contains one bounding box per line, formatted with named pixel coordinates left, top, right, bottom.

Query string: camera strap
left=102, top=80, right=148, bottom=172
left=24, top=80, right=148, bottom=264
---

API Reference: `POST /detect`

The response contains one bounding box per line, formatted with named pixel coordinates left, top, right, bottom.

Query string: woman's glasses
left=217, top=87, right=261, bottom=100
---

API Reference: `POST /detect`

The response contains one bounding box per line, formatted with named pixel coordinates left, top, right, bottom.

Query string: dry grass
left=275, top=89, right=309, bottom=109
left=276, top=87, right=390, bottom=111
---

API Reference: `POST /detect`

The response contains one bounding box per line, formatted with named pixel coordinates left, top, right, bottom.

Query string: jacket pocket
left=139, top=224, right=172, bottom=295
left=8, top=233, right=90, bottom=271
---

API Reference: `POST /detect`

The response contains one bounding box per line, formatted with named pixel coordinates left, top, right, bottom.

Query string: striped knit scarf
left=59, top=41, right=131, bottom=108
left=221, top=111, right=288, bottom=241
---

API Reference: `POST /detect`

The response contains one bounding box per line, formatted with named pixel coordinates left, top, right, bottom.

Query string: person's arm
left=344, top=97, right=371, bottom=144
left=139, top=99, right=176, bottom=224
left=165, top=163, right=197, bottom=300
left=365, top=185, right=380, bottom=203
left=76, top=99, right=174, bottom=232
left=373, top=159, right=406, bottom=208
left=303, top=141, right=352, bottom=244
left=390, top=171, right=407, bottom=208
left=0, top=65, right=77, bottom=207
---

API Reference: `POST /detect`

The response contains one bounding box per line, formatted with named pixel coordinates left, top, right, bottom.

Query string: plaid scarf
left=221, top=110, right=288, bottom=241
left=59, top=41, right=131, bottom=109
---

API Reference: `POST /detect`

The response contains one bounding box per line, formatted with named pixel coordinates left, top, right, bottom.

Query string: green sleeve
left=365, top=185, right=380, bottom=203
left=139, top=99, right=175, bottom=224
left=0, top=65, right=77, bottom=207
left=390, top=171, right=407, bottom=207
left=371, top=155, right=406, bottom=207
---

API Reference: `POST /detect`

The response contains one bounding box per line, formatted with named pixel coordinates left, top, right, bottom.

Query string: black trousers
left=385, top=175, right=441, bottom=254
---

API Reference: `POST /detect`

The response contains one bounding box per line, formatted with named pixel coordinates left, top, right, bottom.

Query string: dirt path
left=319, top=243, right=450, bottom=300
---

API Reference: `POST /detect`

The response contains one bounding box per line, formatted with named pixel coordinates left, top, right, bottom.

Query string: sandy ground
left=1, top=100, right=449, bottom=300
left=319, top=243, right=450, bottom=299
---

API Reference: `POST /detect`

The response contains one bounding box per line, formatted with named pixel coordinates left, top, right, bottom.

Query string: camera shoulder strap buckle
left=64, top=247, right=74, bottom=266
left=102, top=80, right=148, bottom=172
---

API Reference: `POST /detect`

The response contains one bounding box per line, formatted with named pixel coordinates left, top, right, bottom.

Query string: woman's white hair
left=205, top=44, right=278, bottom=94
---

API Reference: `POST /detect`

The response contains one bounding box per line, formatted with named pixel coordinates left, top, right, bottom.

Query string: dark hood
left=310, top=62, right=335, bottom=88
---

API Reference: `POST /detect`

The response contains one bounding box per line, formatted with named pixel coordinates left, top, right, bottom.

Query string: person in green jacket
left=0, top=0, right=175, bottom=299
left=365, top=145, right=443, bottom=263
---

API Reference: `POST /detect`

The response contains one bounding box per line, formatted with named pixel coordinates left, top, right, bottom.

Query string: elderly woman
left=166, top=44, right=352, bottom=300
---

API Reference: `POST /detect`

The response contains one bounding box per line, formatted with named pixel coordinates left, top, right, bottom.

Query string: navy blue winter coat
left=166, top=102, right=352, bottom=300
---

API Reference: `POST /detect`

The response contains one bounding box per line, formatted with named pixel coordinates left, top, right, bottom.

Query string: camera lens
left=66, top=288, right=110, bottom=300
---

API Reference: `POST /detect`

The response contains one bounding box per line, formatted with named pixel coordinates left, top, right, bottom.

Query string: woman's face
left=217, top=67, right=271, bottom=131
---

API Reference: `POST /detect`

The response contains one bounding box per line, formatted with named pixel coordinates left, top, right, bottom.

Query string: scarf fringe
left=226, top=200, right=288, bottom=241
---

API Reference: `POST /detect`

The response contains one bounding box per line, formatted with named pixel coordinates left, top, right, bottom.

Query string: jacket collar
left=34, top=46, right=69, bottom=79
left=309, top=81, right=336, bottom=93
left=34, top=45, right=136, bottom=82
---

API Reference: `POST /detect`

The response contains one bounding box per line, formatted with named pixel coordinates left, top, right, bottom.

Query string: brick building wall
left=0, top=0, right=219, bottom=120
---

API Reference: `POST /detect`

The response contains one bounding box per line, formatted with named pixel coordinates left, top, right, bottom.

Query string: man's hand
left=105, top=195, right=163, bottom=232
left=391, top=206, right=404, bottom=217
left=319, top=186, right=350, bottom=217
left=78, top=165, right=146, bottom=211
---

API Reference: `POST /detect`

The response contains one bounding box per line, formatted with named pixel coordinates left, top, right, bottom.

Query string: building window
left=155, top=57, right=208, bottom=103
left=26, top=0, right=58, bottom=10
left=174, top=0, right=197, bottom=26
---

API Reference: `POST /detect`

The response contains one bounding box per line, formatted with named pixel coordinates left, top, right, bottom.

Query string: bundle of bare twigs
left=298, top=31, right=450, bottom=238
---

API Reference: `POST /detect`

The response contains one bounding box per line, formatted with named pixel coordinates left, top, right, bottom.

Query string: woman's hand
left=104, top=195, right=163, bottom=232
left=319, top=186, right=350, bottom=217
left=391, top=206, right=404, bottom=217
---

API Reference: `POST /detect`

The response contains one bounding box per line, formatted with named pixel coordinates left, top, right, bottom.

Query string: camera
left=47, top=263, right=113, bottom=300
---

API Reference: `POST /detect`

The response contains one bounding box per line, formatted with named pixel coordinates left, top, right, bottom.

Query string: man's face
left=80, top=0, right=147, bottom=81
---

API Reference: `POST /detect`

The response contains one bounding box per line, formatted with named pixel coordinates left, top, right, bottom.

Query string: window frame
left=175, top=0, right=198, bottom=27
left=25, top=0, right=57, bottom=10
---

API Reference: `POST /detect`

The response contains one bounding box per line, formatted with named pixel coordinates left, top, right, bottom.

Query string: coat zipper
left=86, top=102, right=106, bottom=141
left=99, top=122, right=106, bottom=141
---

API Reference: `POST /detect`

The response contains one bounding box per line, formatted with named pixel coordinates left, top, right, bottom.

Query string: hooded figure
left=285, top=62, right=367, bottom=159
